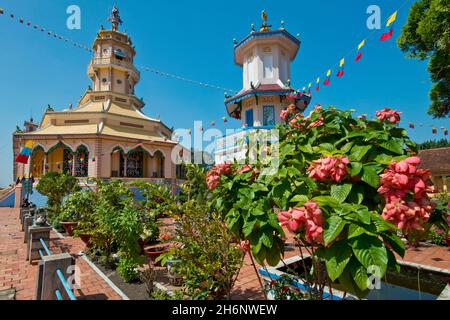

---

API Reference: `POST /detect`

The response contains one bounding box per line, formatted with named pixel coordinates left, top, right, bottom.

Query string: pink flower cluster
left=376, top=108, right=402, bottom=124
left=280, top=104, right=298, bottom=122
left=286, top=104, right=324, bottom=130
left=378, top=157, right=435, bottom=234
left=206, top=162, right=233, bottom=190
left=278, top=201, right=325, bottom=244
left=289, top=113, right=305, bottom=129
left=308, top=156, right=350, bottom=183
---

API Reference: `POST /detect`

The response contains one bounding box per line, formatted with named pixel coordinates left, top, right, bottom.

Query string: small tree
left=36, top=172, right=80, bottom=218
left=398, top=0, right=450, bottom=118
left=160, top=201, right=244, bottom=300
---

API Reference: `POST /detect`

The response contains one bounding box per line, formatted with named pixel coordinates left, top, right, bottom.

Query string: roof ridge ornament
left=108, top=5, right=123, bottom=31
left=260, top=10, right=271, bottom=32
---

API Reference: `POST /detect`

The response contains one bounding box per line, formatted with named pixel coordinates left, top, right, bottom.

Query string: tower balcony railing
left=89, top=57, right=140, bottom=77
left=215, top=126, right=278, bottom=163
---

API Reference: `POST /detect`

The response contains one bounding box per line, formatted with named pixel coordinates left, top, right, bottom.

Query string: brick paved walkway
left=0, top=208, right=122, bottom=300
left=231, top=232, right=450, bottom=300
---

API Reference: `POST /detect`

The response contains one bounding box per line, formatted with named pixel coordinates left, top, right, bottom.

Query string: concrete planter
left=60, top=222, right=78, bottom=236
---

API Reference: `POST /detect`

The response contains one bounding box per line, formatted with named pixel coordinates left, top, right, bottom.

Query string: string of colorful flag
left=1, top=5, right=447, bottom=138
left=0, top=7, right=236, bottom=93
left=293, top=4, right=406, bottom=96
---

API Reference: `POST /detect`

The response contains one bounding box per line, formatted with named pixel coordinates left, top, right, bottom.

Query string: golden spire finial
left=260, top=10, right=271, bottom=32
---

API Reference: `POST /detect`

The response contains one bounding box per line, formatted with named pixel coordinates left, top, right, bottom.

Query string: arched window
left=127, top=147, right=144, bottom=178
left=74, top=145, right=89, bottom=177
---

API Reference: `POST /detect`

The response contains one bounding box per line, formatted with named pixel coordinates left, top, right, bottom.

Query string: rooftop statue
left=108, top=5, right=123, bottom=31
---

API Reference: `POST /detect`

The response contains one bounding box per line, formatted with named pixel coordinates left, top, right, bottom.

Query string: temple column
left=124, top=155, right=128, bottom=177
left=43, top=154, right=48, bottom=175
left=72, top=154, right=76, bottom=176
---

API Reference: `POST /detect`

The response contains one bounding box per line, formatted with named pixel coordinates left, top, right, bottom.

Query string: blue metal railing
left=55, top=290, right=63, bottom=301
left=39, top=238, right=52, bottom=256
left=56, top=269, right=77, bottom=301
left=38, top=236, right=77, bottom=301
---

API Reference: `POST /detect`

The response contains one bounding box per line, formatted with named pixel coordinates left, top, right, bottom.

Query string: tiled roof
left=418, top=147, right=450, bottom=175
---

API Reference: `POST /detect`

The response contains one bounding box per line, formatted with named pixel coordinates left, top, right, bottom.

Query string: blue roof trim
left=234, top=30, right=300, bottom=52
left=225, top=90, right=290, bottom=106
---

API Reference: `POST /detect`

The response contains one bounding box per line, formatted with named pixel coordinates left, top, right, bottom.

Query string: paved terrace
left=1, top=207, right=448, bottom=300
left=0, top=208, right=122, bottom=300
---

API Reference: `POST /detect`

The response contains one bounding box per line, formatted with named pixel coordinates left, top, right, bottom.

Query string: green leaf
left=348, top=224, right=366, bottom=239
left=324, top=241, right=352, bottom=281
left=340, top=141, right=354, bottom=153
left=290, top=194, right=309, bottom=205
left=324, top=215, right=347, bottom=246
left=260, top=232, right=273, bottom=248
left=330, top=184, right=353, bottom=203
left=243, top=220, right=256, bottom=237
left=349, top=258, right=369, bottom=291
left=380, top=140, right=404, bottom=155
left=298, top=144, right=313, bottom=154
left=319, top=143, right=336, bottom=152
left=313, top=196, right=339, bottom=207
left=349, top=162, right=363, bottom=176
left=350, top=145, right=372, bottom=162
left=350, top=234, right=388, bottom=277
left=357, top=209, right=371, bottom=225
left=361, top=166, right=380, bottom=188
left=338, top=267, right=369, bottom=299
left=381, top=232, right=405, bottom=257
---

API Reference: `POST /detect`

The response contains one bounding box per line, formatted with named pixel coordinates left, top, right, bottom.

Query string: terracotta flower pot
left=143, top=243, right=170, bottom=266
left=60, top=221, right=78, bottom=236
left=446, top=237, right=450, bottom=247
left=79, top=234, right=92, bottom=247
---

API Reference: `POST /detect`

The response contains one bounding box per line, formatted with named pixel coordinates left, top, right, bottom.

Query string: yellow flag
left=24, top=141, right=34, bottom=149
left=339, top=58, right=345, bottom=67
left=316, top=77, right=320, bottom=84
left=358, top=40, right=365, bottom=51
left=308, top=83, right=312, bottom=88
left=326, top=69, right=331, bottom=77
left=386, top=11, right=397, bottom=27
left=302, top=86, right=306, bottom=91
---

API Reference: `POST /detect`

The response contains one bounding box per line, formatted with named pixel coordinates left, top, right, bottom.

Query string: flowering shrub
left=209, top=105, right=439, bottom=299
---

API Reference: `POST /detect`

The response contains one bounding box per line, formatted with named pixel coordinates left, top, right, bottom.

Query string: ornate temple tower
left=87, top=7, right=140, bottom=97
left=215, top=11, right=311, bottom=164
left=12, top=7, right=180, bottom=186
left=225, top=11, right=310, bottom=127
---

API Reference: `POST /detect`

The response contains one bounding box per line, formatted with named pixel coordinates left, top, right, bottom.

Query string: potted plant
left=58, top=211, right=80, bottom=236
left=143, top=243, right=171, bottom=266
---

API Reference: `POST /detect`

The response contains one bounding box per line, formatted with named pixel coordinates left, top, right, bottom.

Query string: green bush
left=60, top=190, right=97, bottom=222
left=159, top=201, right=243, bottom=300
left=36, top=172, right=80, bottom=222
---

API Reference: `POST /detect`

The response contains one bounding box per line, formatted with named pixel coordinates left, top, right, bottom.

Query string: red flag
left=324, top=79, right=330, bottom=86
left=315, top=86, right=320, bottom=92
left=337, top=70, right=344, bottom=77
left=380, top=29, right=394, bottom=41
left=307, top=89, right=311, bottom=95
left=355, top=52, right=363, bottom=62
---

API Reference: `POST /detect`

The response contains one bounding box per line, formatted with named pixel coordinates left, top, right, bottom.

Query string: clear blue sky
left=0, top=0, right=448, bottom=187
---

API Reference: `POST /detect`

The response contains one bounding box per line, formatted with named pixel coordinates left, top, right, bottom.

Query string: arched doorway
left=74, top=145, right=89, bottom=177
left=111, top=146, right=125, bottom=177
left=30, top=146, right=45, bottom=178
left=126, top=147, right=145, bottom=178
left=47, top=143, right=73, bottom=175
left=152, top=151, right=165, bottom=178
